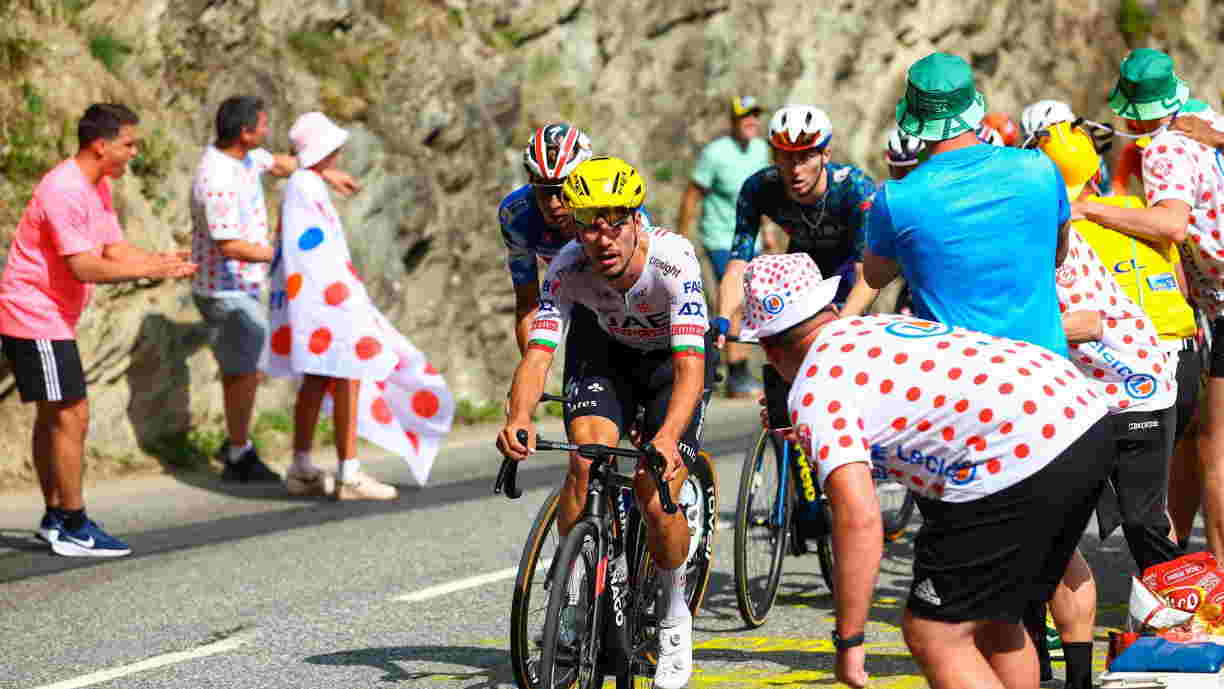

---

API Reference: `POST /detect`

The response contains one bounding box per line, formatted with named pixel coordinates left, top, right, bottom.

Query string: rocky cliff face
left=0, top=0, right=1220, bottom=485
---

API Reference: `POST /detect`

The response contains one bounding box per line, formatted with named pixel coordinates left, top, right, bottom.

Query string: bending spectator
left=0, top=104, right=196, bottom=557
left=679, top=96, right=773, bottom=397
left=190, top=95, right=357, bottom=490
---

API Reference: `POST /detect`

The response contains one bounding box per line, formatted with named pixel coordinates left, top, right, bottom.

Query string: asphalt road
left=0, top=397, right=1198, bottom=689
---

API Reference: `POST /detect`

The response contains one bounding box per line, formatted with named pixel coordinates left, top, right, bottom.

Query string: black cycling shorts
left=561, top=309, right=718, bottom=465
left=907, top=416, right=1112, bottom=623
left=1174, top=343, right=1201, bottom=441
left=1209, top=318, right=1224, bottom=379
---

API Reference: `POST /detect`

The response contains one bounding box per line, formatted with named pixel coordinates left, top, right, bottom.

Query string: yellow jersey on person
left=1071, top=194, right=1196, bottom=339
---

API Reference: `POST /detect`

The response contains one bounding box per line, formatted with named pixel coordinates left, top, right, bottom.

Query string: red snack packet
left=1142, top=552, right=1224, bottom=634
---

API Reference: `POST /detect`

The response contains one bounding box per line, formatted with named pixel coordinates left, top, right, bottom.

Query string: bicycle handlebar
left=494, top=430, right=677, bottom=514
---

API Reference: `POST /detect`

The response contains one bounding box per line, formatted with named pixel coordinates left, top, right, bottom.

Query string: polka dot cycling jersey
left=788, top=314, right=1108, bottom=503
left=1056, top=228, right=1176, bottom=414
left=526, top=229, right=709, bottom=357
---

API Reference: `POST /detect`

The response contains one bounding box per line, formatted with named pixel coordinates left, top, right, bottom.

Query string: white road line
left=31, top=631, right=255, bottom=689
left=394, top=559, right=552, bottom=603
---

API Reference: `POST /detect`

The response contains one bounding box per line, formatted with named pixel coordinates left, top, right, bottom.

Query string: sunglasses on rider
left=571, top=206, right=634, bottom=228
left=531, top=182, right=565, bottom=199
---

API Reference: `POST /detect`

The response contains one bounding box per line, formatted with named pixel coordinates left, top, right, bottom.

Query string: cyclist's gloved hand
left=712, top=316, right=731, bottom=350
left=496, top=421, right=536, bottom=462
left=648, top=434, right=684, bottom=482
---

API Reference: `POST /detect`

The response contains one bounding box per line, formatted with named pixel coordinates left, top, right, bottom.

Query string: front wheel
left=510, top=488, right=562, bottom=689
left=733, top=429, right=791, bottom=628
left=539, top=520, right=602, bottom=689
left=679, top=451, right=718, bottom=614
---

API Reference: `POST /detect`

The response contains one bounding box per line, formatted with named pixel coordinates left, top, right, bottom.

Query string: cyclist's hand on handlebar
left=497, top=422, right=535, bottom=461
left=835, top=646, right=869, bottom=688
left=712, top=316, right=730, bottom=351
left=649, top=434, right=684, bottom=482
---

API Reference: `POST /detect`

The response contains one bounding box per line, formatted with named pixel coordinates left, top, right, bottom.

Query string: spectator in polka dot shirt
left=1076, top=49, right=1224, bottom=561
left=739, top=252, right=1111, bottom=689
left=190, top=96, right=358, bottom=487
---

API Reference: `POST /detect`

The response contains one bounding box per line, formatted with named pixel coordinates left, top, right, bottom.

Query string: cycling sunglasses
left=571, top=206, right=634, bottom=228
left=531, top=182, right=566, bottom=199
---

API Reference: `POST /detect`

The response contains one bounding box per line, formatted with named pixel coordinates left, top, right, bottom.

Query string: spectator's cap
left=731, top=96, right=763, bottom=118
left=740, top=254, right=841, bottom=341
left=1037, top=121, right=1100, bottom=201
left=1109, top=49, right=1190, bottom=121
left=289, top=112, right=349, bottom=169
left=896, top=53, right=986, bottom=142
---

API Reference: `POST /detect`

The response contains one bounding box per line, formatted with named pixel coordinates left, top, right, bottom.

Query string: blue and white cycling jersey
left=499, top=184, right=652, bottom=287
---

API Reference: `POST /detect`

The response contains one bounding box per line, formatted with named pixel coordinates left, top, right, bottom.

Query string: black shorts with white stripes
left=1, top=336, right=87, bottom=402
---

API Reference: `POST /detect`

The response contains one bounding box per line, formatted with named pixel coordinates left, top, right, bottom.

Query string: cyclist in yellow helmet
left=498, top=157, right=717, bottom=689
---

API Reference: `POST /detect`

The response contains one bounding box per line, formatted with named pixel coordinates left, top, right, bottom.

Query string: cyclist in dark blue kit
left=713, top=104, right=880, bottom=546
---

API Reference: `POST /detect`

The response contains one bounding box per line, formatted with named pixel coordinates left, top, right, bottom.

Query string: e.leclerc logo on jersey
left=885, top=320, right=953, bottom=339
left=1124, top=373, right=1157, bottom=399
left=762, top=294, right=785, bottom=315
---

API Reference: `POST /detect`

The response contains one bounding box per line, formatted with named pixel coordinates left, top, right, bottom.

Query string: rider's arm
left=841, top=263, right=879, bottom=317
left=678, top=182, right=705, bottom=242
left=513, top=281, right=541, bottom=356
left=718, top=175, right=764, bottom=322
left=506, top=346, right=553, bottom=424
left=717, top=259, right=748, bottom=323
left=655, top=353, right=705, bottom=443
left=660, top=238, right=711, bottom=440
left=824, top=462, right=884, bottom=639
left=1062, top=310, right=1103, bottom=344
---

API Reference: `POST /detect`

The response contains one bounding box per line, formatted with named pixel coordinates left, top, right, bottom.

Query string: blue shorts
left=705, top=249, right=732, bottom=282
left=193, top=292, right=267, bottom=375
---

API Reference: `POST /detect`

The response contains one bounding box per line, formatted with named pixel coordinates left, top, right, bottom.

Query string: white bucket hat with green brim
left=1109, top=49, right=1191, bottom=121
left=895, top=53, right=986, bottom=142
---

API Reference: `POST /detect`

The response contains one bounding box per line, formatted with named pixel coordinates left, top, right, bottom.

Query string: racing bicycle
left=503, top=394, right=717, bottom=689
left=732, top=361, right=915, bottom=628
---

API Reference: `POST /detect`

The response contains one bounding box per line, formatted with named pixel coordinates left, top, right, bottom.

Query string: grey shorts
left=193, top=292, right=267, bottom=375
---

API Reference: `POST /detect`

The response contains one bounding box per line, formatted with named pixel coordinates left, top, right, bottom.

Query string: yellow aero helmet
left=1038, top=121, right=1100, bottom=197
left=561, top=156, right=646, bottom=210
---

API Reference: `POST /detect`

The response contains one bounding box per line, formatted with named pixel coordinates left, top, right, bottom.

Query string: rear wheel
left=733, top=429, right=791, bottom=628
left=510, top=488, right=562, bottom=689
left=539, top=520, right=602, bottom=689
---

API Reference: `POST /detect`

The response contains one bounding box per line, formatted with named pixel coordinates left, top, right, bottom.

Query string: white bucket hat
left=740, top=254, right=841, bottom=341
left=289, top=112, right=349, bottom=168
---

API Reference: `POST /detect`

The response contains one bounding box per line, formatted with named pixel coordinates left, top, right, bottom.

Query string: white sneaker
left=655, top=615, right=693, bottom=689
left=286, top=469, right=335, bottom=497
left=333, top=471, right=398, bottom=501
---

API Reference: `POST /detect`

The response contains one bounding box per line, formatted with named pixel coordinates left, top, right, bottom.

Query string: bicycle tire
left=510, top=487, right=562, bottom=689
left=539, top=520, right=602, bottom=689
left=813, top=492, right=836, bottom=594
left=733, top=429, right=791, bottom=628
left=681, top=451, right=718, bottom=614
left=877, top=478, right=916, bottom=539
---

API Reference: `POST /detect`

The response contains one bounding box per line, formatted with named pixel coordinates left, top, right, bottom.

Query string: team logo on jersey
left=832, top=168, right=850, bottom=183
left=762, top=294, right=786, bottom=314
left=1056, top=263, right=1078, bottom=288
left=1124, top=373, right=1157, bottom=399
left=678, top=301, right=705, bottom=317
left=884, top=320, right=953, bottom=339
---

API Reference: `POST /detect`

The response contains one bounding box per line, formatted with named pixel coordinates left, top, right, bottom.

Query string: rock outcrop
left=0, top=0, right=1221, bottom=486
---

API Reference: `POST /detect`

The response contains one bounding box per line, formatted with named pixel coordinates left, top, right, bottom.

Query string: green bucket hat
left=1109, top=49, right=1191, bottom=121
left=895, top=53, right=986, bottom=142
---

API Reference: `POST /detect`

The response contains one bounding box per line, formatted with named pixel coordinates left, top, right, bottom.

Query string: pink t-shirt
left=0, top=159, right=124, bottom=340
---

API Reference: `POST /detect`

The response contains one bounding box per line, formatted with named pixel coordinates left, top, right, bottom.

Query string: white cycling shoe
left=655, top=615, right=693, bottom=689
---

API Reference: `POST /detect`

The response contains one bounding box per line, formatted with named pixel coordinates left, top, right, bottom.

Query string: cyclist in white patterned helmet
left=1021, top=99, right=1076, bottom=148
left=885, top=127, right=926, bottom=180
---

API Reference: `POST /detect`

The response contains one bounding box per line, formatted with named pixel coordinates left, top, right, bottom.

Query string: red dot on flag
left=324, top=281, right=351, bottom=306
left=413, top=390, right=441, bottom=418
left=287, top=273, right=304, bottom=299
left=405, top=430, right=420, bottom=452
left=309, top=327, right=333, bottom=354
left=372, top=397, right=393, bottom=424
left=270, top=326, right=292, bottom=355
left=355, top=336, right=382, bottom=360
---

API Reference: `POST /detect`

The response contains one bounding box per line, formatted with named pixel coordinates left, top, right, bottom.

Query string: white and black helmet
left=1020, top=100, right=1076, bottom=146
left=768, top=105, right=833, bottom=152
left=885, top=127, right=925, bottom=167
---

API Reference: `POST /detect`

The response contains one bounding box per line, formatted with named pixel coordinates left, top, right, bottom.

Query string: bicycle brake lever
left=646, top=447, right=678, bottom=515
left=493, top=431, right=529, bottom=500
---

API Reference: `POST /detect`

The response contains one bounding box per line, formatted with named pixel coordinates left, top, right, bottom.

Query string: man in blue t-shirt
left=863, top=53, right=1071, bottom=359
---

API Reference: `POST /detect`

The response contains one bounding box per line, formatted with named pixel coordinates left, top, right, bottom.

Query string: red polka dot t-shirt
left=789, top=315, right=1108, bottom=503
left=1056, top=228, right=1176, bottom=414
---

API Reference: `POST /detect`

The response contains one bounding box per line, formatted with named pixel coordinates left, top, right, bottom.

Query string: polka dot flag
left=262, top=170, right=454, bottom=486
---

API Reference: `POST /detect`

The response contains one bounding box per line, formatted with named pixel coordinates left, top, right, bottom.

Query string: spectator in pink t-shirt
left=0, top=104, right=196, bottom=558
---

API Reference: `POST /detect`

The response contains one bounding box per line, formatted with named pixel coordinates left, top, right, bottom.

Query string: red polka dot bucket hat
left=740, top=253, right=842, bottom=340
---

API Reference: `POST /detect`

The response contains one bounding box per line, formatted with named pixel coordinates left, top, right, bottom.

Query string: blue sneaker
left=52, top=518, right=131, bottom=558
left=36, top=511, right=63, bottom=544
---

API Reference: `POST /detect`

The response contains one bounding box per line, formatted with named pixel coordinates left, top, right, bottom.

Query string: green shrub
left=1117, top=0, right=1152, bottom=45
left=88, top=28, right=132, bottom=74
left=0, top=24, right=40, bottom=72
left=454, top=398, right=503, bottom=425
left=0, top=83, right=55, bottom=188
left=130, top=127, right=176, bottom=180
left=155, top=427, right=226, bottom=469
